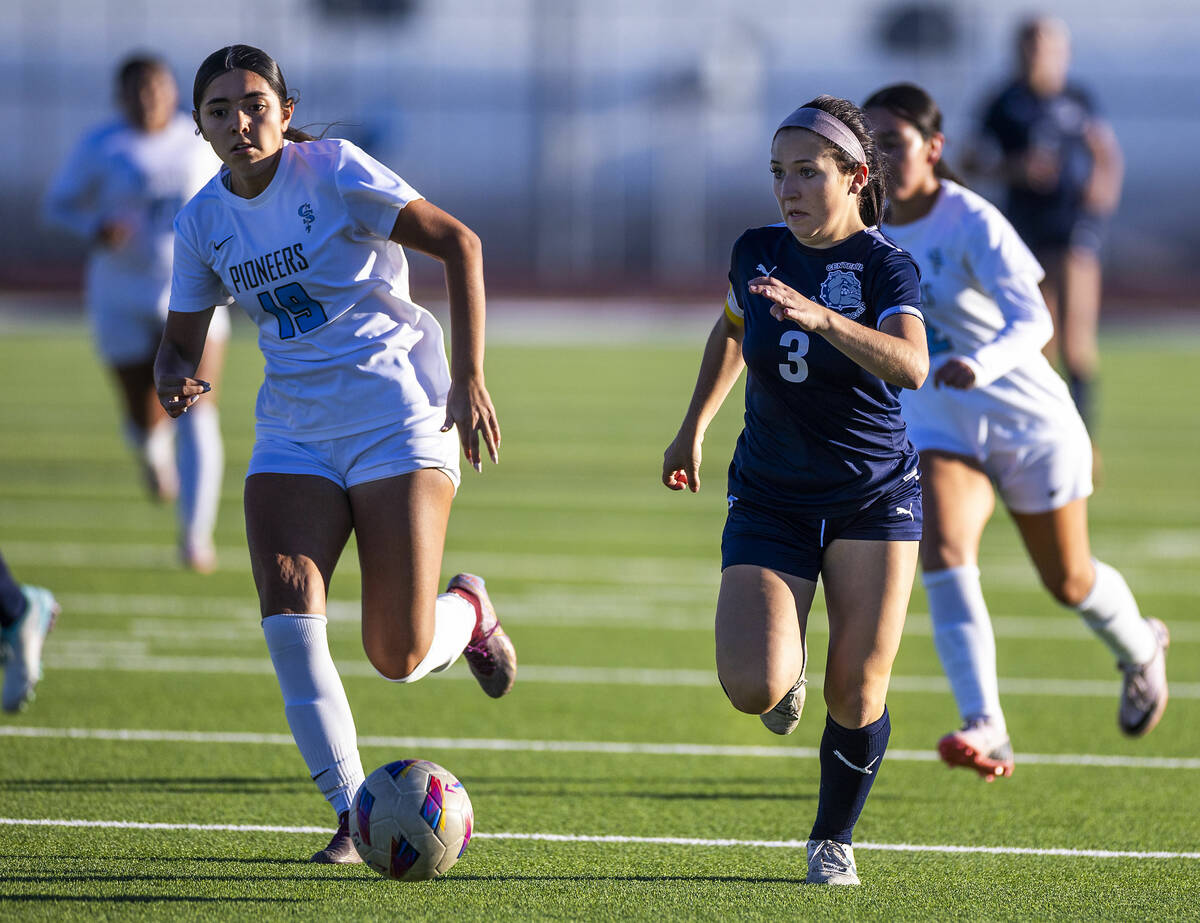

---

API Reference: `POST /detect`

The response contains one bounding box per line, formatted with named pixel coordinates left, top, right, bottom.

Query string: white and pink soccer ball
left=349, top=759, right=474, bottom=880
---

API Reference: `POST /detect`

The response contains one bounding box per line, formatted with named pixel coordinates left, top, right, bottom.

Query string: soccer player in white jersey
left=155, top=44, right=516, bottom=863
left=44, top=55, right=229, bottom=572
left=864, top=83, right=1168, bottom=781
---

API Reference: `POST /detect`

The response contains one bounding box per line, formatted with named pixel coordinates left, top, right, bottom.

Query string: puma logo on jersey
left=213, top=234, right=235, bottom=251
left=833, top=750, right=879, bottom=775
left=755, top=264, right=777, bottom=278
left=727, top=494, right=738, bottom=510
left=894, top=503, right=914, bottom=521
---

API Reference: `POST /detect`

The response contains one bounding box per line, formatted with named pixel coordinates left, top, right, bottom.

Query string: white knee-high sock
left=924, top=565, right=1006, bottom=733
left=1075, top=559, right=1157, bottom=665
left=378, top=592, right=476, bottom=684
left=176, top=403, right=223, bottom=551
left=262, top=613, right=365, bottom=817
left=124, top=419, right=178, bottom=497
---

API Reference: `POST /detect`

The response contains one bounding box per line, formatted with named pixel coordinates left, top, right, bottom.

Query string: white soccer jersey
left=881, top=180, right=1081, bottom=438
left=44, top=113, right=221, bottom=314
left=170, top=138, right=451, bottom=442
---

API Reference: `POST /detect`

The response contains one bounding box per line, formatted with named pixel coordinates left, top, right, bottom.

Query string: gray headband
left=775, top=107, right=866, bottom=165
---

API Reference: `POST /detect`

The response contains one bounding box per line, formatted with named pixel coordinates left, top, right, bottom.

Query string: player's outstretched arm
left=390, top=199, right=499, bottom=473
left=155, top=308, right=214, bottom=418
left=663, top=313, right=745, bottom=493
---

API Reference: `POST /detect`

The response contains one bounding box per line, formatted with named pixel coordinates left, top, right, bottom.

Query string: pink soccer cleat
left=447, top=574, right=516, bottom=698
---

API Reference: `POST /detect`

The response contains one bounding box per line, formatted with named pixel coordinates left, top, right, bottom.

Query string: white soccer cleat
left=937, top=718, right=1014, bottom=782
left=1, top=585, right=60, bottom=713
left=1118, top=617, right=1169, bottom=737
left=806, top=839, right=859, bottom=886
left=760, top=674, right=806, bottom=735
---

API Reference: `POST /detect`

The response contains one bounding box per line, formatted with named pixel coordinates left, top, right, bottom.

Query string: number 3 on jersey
left=778, top=330, right=810, bottom=382
left=257, top=282, right=328, bottom=339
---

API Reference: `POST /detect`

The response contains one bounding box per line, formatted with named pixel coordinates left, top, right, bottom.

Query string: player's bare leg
left=245, top=473, right=363, bottom=862
left=715, top=565, right=814, bottom=725
left=919, top=451, right=1013, bottom=780
left=176, top=333, right=227, bottom=573
left=821, top=539, right=914, bottom=730
left=805, top=538, right=917, bottom=884
left=351, top=469, right=515, bottom=696
left=1060, top=246, right=1102, bottom=426
left=113, top=358, right=177, bottom=502
left=1038, top=250, right=1065, bottom=372
left=1012, top=499, right=1167, bottom=736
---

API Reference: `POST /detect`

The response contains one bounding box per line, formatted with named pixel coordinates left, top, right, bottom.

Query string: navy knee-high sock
left=0, top=552, right=27, bottom=629
left=810, top=707, right=891, bottom=845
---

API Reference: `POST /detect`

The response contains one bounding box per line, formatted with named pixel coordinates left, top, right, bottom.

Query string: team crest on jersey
left=819, top=268, right=865, bottom=319
left=298, top=202, right=315, bottom=233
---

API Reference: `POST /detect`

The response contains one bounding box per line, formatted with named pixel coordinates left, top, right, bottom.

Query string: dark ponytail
left=862, top=83, right=965, bottom=186
left=796, top=95, right=887, bottom=227
left=192, top=44, right=316, bottom=142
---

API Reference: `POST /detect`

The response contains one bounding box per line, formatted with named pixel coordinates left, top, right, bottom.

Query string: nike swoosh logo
left=833, top=750, right=880, bottom=775
left=213, top=234, right=235, bottom=251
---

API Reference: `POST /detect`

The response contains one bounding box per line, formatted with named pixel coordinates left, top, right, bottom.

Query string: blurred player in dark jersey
left=974, top=17, right=1123, bottom=436
left=663, top=95, right=928, bottom=887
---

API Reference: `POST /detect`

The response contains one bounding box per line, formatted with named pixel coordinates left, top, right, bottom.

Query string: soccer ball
left=349, top=759, right=474, bottom=880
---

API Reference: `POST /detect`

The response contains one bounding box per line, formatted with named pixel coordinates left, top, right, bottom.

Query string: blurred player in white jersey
left=155, top=44, right=516, bottom=864
left=44, top=54, right=229, bottom=572
left=864, top=83, right=1168, bottom=781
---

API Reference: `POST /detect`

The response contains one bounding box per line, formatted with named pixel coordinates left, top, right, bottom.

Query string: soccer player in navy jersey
left=662, top=95, right=928, bottom=886
left=973, top=17, right=1123, bottom=437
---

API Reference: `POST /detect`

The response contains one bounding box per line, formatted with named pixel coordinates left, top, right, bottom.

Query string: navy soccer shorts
left=721, top=475, right=922, bottom=581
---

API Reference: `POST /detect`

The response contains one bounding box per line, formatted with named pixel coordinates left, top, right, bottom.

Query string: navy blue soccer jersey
left=724, top=225, right=923, bottom=516
left=981, top=81, right=1098, bottom=243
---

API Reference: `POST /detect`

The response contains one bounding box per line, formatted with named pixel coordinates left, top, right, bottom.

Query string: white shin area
left=1075, top=559, right=1157, bottom=666
left=924, top=564, right=1006, bottom=733
left=175, top=403, right=223, bottom=551
left=262, top=613, right=365, bottom=817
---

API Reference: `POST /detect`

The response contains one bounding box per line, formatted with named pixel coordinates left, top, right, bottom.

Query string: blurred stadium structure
left=2, top=0, right=1198, bottom=300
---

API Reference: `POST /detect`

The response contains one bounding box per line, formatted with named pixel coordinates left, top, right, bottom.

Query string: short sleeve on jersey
left=868, top=249, right=923, bottom=329
left=169, top=219, right=232, bottom=312
left=724, top=285, right=744, bottom=326
left=334, top=142, right=424, bottom=240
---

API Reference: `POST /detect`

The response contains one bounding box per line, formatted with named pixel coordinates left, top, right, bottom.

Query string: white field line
left=45, top=589, right=1200, bottom=641
left=37, top=650, right=1200, bottom=699
left=0, top=817, right=1196, bottom=861
left=4, top=539, right=1198, bottom=594
left=3, top=725, right=1197, bottom=770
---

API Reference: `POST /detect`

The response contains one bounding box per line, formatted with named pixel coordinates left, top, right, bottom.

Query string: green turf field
left=1, top=316, right=1197, bottom=920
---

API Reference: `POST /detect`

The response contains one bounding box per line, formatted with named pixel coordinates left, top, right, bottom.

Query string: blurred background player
left=43, top=53, right=229, bottom=573
left=156, top=45, right=516, bottom=864
left=865, top=83, right=1168, bottom=782
left=972, top=16, right=1123, bottom=439
left=663, top=96, right=927, bottom=886
left=0, top=550, right=59, bottom=713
